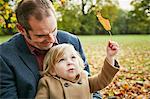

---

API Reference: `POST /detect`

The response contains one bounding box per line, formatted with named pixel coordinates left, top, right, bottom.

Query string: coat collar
left=46, top=70, right=88, bottom=85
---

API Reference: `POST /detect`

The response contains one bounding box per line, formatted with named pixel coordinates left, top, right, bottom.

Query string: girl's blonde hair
left=42, top=43, right=84, bottom=75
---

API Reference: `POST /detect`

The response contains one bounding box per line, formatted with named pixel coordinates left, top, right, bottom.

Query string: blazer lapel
left=15, top=34, right=40, bottom=81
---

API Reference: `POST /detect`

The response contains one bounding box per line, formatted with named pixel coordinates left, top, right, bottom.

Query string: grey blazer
left=0, top=30, right=89, bottom=99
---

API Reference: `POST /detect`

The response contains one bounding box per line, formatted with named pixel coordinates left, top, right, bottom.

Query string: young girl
left=36, top=42, right=120, bottom=99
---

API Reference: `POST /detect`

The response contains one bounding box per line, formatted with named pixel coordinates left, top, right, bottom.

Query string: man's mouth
left=43, top=41, right=51, bottom=44
left=41, top=42, right=52, bottom=46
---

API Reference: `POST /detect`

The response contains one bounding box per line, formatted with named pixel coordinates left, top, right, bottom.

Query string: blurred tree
left=2, top=0, right=149, bottom=35
left=112, top=10, right=129, bottom=34
left=57, top=5, right=82, bottom=34
left=99, top=4, right=120, bottom=35
left=128, top=0, right=150, bottom=34
left=55, top=0, right=99, bottom=35
left=55, top=0, right=120, bottom=35
left=0, top=0, right=17, bottom=35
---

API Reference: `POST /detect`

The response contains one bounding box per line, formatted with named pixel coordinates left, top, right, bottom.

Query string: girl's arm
left=89, top=40, right=120, bottom=93
left=88, top=58, right=119, bottom=93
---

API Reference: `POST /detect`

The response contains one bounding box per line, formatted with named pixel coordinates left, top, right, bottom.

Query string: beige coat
left=35, top=59, right=119, bottom=99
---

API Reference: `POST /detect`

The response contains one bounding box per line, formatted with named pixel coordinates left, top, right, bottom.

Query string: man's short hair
left=15, top=0, right=55, bottom=31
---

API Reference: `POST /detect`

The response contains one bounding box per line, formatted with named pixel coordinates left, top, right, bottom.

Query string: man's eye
left=58, top=58, right=65, bottom=62
left=37, top=35, right=44, bottom=38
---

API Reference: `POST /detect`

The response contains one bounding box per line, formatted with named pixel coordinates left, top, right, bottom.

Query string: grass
left=79, top=35, right=150, bottom=66
left=0, top=34, right=150, bottom=98
left=0, top=35, right=12, bottom=44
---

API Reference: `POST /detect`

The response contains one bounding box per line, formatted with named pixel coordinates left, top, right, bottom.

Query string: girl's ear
left=50, top=68, right=56, bottom=76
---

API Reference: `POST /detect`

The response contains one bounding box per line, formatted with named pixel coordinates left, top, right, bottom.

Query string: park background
left=0, top=0, right=150, bottom=98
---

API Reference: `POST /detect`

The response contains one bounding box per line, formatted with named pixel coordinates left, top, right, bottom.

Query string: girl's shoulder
left=40, top=73, right=54, bottom=81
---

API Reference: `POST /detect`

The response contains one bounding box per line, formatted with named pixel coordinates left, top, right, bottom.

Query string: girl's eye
left=72, top=56, right=76, bottom=59
left=58, top=58, right=65, bottom=62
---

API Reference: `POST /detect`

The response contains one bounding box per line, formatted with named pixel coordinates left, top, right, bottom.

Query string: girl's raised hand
left=107, top=40, right=119, bottom=57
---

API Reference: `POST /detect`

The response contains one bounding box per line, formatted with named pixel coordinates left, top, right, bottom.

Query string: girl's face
left=53, top=47, right=81, bottom=82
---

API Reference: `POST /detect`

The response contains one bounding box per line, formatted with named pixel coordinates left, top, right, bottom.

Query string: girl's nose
left=67, top=59, right=74, bottom=66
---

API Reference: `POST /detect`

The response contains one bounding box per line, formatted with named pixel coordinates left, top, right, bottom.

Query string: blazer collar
left=15, top=34, right=40, bottom=81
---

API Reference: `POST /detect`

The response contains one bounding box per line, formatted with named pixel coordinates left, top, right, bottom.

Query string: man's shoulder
left=57, top=30, right=82, bottom=51
left=0, top=33, right=22, bottom=46
left=0, top=33, right=22, bottom=55
left=57, top=30, right=78, bottom=39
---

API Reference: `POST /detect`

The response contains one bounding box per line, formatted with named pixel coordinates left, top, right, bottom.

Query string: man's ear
left=16, top=23, right=26, bottom=35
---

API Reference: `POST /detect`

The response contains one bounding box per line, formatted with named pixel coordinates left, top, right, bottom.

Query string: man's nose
left=47, top=33, right=55, bottom=42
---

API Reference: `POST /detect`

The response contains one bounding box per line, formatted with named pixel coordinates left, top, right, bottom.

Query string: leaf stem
left=108, top=31, right=112, bottom=40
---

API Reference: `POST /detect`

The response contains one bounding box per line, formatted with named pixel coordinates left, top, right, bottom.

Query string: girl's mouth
left=68, top=68, right=75, bottom=72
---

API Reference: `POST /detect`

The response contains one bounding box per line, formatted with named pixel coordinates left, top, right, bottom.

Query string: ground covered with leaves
left=79, top=35, right=150, bottom=99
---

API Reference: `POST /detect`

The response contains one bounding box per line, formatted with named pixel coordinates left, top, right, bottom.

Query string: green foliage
left=57, top=5, right=82, bottom=34
left=56, top=1, right=98, bottom=35
left=78, top=12, right=97, bottom=35
left=127, top=0, right=150, bottom=34
left=0, top=0, right=17, bottom=35
left=112, top=10, right=129, bottom=34
left=100, top=4, right=120, bottom=35
left=56, top=0, right=120, bottom=35
left=0, top=0, right=149, bottom=35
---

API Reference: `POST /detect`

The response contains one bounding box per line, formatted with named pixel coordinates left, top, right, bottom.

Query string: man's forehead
left=28, top=16, right=56, bottom=32
left=31, top=27, right=57, bottom=35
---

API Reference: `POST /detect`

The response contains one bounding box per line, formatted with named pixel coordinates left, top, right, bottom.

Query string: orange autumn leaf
left=96, top=12, right=111, bottom=31
left=122, top=83, right=129, bottom=90
left=60, top=0, right=65, bottom=5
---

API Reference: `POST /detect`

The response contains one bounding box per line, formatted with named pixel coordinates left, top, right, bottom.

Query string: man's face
left=24, top=14, right=57, bottom=50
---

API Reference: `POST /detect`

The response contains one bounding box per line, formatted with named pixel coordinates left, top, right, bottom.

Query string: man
left=0, top=0, right=104, bottom=98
